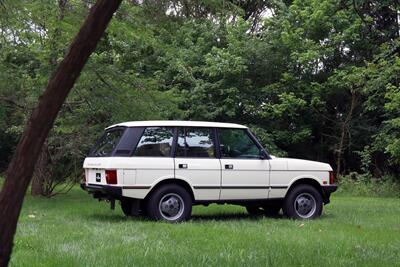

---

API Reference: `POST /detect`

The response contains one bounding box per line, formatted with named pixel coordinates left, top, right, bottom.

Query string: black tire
left=283, top=184, right=323, bottom=219
left=120, top=198, right=146, bottom=217
left=246, top=206, right=264, bottom=215
left=121, top=199, right=133, bottom=216
left=263, top=205, right=281, bottom=217
left=146, top=184, right=192, bottom=222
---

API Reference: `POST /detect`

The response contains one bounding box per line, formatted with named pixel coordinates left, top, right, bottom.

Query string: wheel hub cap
left=159, top=193, right=184, bottom=221
left=294, top=193, right=316, bottom=218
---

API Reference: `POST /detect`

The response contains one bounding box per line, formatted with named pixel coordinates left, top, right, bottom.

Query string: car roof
left=106, top=120, right=247, bottom=129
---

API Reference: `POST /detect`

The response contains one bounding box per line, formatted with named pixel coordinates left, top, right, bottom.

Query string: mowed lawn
left=8, top=187, right=400, bottom=267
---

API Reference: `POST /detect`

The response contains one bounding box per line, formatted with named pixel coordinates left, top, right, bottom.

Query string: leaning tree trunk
left=0, top=0, right=122, bottom=266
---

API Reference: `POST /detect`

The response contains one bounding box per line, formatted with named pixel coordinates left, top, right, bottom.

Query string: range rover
left=81, top=121, right=337, bottom=222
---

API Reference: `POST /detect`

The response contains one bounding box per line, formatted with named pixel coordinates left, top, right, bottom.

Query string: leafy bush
left=337, top=172, right=400, bottom=198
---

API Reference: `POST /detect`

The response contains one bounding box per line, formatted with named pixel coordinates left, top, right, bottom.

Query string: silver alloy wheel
left=294, top=193, right=316, bottom=218
left=158, top=193, right=185, bottom=221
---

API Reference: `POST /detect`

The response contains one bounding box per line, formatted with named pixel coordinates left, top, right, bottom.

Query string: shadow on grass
left=191, top=212, right=334, bottom=222
left=85, top=212, right=286, bottom=223
left=85, top=213, right=126, bottom=222
left=85, top=213, right=149, bottom=223
left=191, top=213, right=284, bottom=221
left=319, top=213, right=334, bottom=219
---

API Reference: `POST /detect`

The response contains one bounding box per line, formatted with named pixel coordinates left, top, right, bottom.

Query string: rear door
left=84, top=127, right=126, bottom=185
left=174, top=127, right=221, bottom=200
left=130, top=127, right=175, bottom=188
left=218, top=128, right=270, bottom=200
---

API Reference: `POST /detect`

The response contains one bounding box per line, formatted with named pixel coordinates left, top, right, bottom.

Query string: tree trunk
left=31, top=145, right=45, bottom=196
left=31, top=143, right=50, bottom=196
left=30, top=176, right=44, bottom=196
left=0, top=0, right=122, bottom=266
left=31, top=0, right=67, bottom=197
left=335, top=88, right=358, bottom=177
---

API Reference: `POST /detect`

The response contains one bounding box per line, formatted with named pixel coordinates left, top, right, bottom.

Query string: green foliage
left=359, top=41, right=400, bottom=172
left=383, top=78, right=400, bottom=163
left=337, top=173, right=400, bottom=198
left=0, top=0, right=399, bottom=187
left=0, top=1, right=185, bottom=184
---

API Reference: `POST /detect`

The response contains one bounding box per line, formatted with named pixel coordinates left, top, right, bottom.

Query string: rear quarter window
left=89, top=128, right=125, bottom=157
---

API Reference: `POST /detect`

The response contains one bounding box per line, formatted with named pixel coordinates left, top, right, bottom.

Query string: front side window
left=176, top=127, right=215, bottom=158
left=218, top=128, right=260, bottom=158
left=90, top=128, right=125, bottom=157
left=134, top=127, right=173, bottom=157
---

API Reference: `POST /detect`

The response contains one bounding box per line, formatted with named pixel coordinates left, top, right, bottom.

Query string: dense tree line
left=0, top=0, right=399, bottom=195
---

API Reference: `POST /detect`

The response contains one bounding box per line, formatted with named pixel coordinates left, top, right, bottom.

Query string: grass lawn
left=7, top=186, right=400, bottom=267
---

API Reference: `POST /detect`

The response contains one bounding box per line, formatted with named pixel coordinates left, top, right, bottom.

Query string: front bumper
left=81, top=183, right=123, bottom=200
left=321, top=184, right=338, bottom=204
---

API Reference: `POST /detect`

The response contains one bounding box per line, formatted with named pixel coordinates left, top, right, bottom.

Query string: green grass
left=6, top=187, right=400, bottom=267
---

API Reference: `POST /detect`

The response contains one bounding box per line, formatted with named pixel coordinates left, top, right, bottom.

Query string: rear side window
left=133, top=127, right=173, bottom=157
left=90, top=128, right=125, bottom=157
left=176, top=127, right=215, bottom=158
left=218, top=128, right=260, bottom=158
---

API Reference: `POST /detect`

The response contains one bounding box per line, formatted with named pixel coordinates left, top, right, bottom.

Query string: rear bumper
left=321, top=184, right=338, bottom=204
left=81, top=183, right=123, bottom=200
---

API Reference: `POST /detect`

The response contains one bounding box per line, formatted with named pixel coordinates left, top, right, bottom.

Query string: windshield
left=89, top=128, right=125, bottom=157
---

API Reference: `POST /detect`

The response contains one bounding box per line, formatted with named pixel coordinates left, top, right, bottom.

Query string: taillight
left=105, top=170, right=117, bottom=184
left=329, top=171, right=335, bottom=184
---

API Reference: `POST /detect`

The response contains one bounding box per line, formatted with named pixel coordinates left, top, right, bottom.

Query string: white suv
left=81, top=121, right=337, bottom=222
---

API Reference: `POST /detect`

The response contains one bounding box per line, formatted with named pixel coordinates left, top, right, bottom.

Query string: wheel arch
left=286, top=177, right=323, bottom=200
left=145, top=178, right=195, bottom=201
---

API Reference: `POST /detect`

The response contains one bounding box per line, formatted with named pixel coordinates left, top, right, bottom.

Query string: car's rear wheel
left=146, top=184, right=192, bottom=222
left=246, top=206, right=264, bottom=215
left=120, top=199, right=133, bottom=216
left=120, top=198, right=146, bottom=216
left=283, top=184, right=322, bottom=219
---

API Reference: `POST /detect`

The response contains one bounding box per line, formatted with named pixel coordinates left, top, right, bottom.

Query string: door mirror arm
left=259, top=149, right=268, bottom=160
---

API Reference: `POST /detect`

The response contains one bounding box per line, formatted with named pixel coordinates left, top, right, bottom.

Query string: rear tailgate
left=83, top=157, right=111, bottom=185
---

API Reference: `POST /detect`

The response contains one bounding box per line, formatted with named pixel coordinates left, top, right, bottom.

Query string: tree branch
left=0, top=96, right=25, bottom=110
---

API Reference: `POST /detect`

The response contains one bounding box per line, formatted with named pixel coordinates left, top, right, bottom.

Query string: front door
left=218, top=128, right=270, bottom=200
left=174, top=127, right=221, bottom=200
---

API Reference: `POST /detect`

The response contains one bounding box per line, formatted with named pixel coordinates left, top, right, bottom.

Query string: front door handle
left=178, top=164, right=188, bottom=169
left=225, top=164, right=233, bottom=169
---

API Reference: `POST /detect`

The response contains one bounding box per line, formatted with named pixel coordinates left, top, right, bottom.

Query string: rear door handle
left=225, top=164, right=233, bottom=169
left=178, top=164, right=188, bottom=169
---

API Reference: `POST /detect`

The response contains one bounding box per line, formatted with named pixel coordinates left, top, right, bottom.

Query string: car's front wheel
left=146, top=184, right=192, bottom=222
left=283, top=184, right=323, bottom=219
